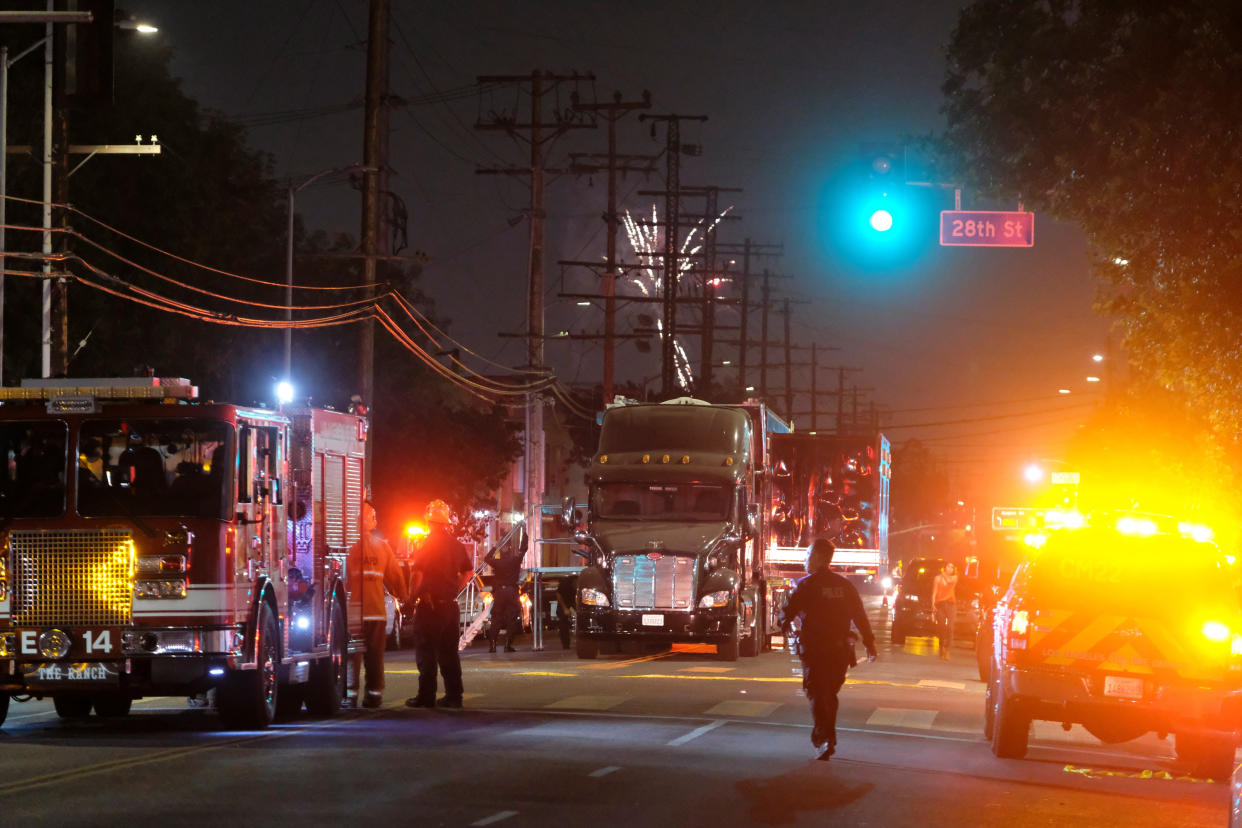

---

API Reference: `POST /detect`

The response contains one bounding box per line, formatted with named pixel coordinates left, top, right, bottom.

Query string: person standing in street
left=346, top=501, right=408, bottom=709
left=779, top=538, right=876, bottom=760
left=484, top=527, right=526, bottom=653
left=933, top=561, right=959, bottom=660
left=405, top=499, right=473, bottom=709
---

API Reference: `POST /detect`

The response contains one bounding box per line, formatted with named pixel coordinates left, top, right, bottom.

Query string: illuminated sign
left=940, top=210, right=1034, bottom=247
left=991, top=507, right=1047, bottom=531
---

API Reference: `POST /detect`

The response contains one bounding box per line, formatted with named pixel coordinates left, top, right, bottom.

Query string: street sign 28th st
left=940, top=210, right=1034, bottom=247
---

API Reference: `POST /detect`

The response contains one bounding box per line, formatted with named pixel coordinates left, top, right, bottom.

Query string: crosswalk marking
left=703, top=700, right=780, bottom=717
left=866, top=707, right=938, bottom=729
left=544, top=695, right=629, bottom=711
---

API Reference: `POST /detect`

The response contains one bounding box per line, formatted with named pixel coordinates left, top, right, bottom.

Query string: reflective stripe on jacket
left=349, top=533, right=408, bottom=621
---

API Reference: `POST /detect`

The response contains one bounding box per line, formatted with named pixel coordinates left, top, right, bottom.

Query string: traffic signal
left=817, top=145, right=934, bottom=273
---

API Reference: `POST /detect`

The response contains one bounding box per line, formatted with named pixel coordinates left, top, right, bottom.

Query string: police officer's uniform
left=484, top=546, right=523, bottom=653
left=780, top=560, right=876, bottom=757
left=406, top=522, right=472, bottom=708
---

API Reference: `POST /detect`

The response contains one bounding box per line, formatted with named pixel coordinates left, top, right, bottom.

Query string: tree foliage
left=942, top=1, right=1242, bottom=440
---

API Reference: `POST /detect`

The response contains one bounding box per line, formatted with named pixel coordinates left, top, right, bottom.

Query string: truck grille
left=613, top=554, right=696, bottom=611
left=9, top=529, right=134, bottom=626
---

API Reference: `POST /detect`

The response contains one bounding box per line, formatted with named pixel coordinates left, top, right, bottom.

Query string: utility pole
left=835, top=366, right=861, bottom=435
left=716, top=240, right=782, bottom=391
left=681, top=185, right=740, bottom=391
left=760, top=269, right=772, bottom=400
left=566, top=89, right=653, bottom=405
left=638, top=113, right=706, bottom=397
left=358, top=0, right=389, bottom=490
left=782, top=298, right=793, bottom=419
left=477, top=70, right=595, bottom=568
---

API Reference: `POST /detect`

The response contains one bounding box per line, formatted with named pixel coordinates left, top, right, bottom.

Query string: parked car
left=889, top=558, right=946, bottom=644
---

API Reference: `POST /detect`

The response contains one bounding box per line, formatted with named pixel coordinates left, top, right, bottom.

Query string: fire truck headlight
left=580, top=587, right=609, bottom=607
left=699, top=590, right=732, bottom=609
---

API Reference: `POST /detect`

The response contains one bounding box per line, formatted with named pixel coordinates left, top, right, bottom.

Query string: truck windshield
left=0, top=420, right=68, bottom=518
left=594, top=482, right=731, bottom=521
left=77, top=418, right=234, bottom=520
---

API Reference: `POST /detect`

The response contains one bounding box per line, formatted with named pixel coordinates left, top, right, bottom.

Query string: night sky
left=119, top=0, right=1110, bottom=504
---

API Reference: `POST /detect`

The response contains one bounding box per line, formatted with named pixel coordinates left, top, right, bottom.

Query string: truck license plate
left=23, top=662, right=120, bottom=686
left=1103, top=675, right=1143, bottom=699
left=641, top=614, right=664, bottom=627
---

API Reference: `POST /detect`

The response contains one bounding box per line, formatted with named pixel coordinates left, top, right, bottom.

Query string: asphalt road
left=0, top=598, right=1231, bottom=827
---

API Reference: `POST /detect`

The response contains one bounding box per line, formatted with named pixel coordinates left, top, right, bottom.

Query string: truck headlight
left=699, top=590, right=731, bottom=609
left=580, top=587, right=609, bottom=607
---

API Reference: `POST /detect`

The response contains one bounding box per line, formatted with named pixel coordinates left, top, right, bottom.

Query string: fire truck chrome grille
left=9, top=529, right=135, bottom=626
left=613, top=554, right=695, bottom=611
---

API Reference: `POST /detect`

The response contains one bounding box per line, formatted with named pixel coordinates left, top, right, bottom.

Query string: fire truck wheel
left=275, top=685, right=305, bottom=721
left=576, top=637, right=599, bottom=659
left=218, top=604, right=280, bottom=729
left=306, top=601, right=347, bottom=716
left=53, top=695, right=93, bottom=719
left=92, top=693, right=133, bottom=718
left=0, top=693, right=9, bottom=727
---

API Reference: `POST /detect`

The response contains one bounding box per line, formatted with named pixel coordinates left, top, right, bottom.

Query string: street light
left=284, top=164, right=374, bottom=385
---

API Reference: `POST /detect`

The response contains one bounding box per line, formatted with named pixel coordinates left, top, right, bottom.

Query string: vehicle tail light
left=1202, top=620, right=1230, bottom=643
left=1007, top=609, right=1030, bottom=657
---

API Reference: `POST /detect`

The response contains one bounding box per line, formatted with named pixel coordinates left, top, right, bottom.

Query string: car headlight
left=905, top=593, right=919, bottom=602
left=580, top=587, right=609, bottom=607
left=698, top=590, right=731, bottom=609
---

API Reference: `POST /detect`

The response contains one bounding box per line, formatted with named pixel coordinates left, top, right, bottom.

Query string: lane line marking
left=681, top=666, right=735, bottom=673
left=918, top=679, right=966, bottom=690
left=667, top=719, right=725, bottom=746
left=589, top=766, right=621, bottom=778
left=472, top=810, right=518, bottom=826
left=580, top=651, right=676, bottom=670
left=514, top=671, right=577, bottom=677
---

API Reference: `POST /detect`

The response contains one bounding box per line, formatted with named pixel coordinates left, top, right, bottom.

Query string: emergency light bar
left=0, top=377, right=198, bottom=403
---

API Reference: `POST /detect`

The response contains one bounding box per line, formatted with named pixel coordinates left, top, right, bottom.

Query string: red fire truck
left=0, top=377, right=368, bottom=729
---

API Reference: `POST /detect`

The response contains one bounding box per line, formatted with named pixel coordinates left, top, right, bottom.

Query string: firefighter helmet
left=425, top=499, right=452, bottom=525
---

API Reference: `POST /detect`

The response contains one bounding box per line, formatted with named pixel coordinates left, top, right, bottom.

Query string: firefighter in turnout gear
left=405, top=499, right=474, bottom=709
left=484, top=526, right=526, bottom=653
left=347, top=501, right=408, bottom=708
left=779, top=538, right=877, bottom=760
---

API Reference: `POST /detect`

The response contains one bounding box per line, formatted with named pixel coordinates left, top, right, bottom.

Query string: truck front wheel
left=0, top=693, right=10, bottom=728
left=218, top=603, right=279, bottom=729
left=718, top=616, right=741, bottom=661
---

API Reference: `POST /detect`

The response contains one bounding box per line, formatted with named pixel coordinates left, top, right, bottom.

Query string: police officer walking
left=346, top=501, right=408, bottom=708
left=405, top=499, right=474, bottom=709
left=484, top=527, right=526, bottom=653
left=779, top=538, right=877, bottom=760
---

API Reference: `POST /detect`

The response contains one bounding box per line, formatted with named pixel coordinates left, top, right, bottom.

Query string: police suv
left=985, top=515, right=1242, bottom=780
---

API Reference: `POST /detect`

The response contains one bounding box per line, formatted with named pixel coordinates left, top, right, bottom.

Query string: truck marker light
left=680, top=455, right=690, bottom=464
left=598, top=455, right=608, bottom=464
left=641, top=455, right=650, bottom=464
left=662, top=454, right=670, bottom=464
left=1201, top=620, right=1230, bottom=643
left=724, top=457, right=734, bottom=466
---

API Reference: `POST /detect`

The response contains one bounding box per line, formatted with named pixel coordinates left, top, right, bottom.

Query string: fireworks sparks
left=620, top=204, right=734, bottom=391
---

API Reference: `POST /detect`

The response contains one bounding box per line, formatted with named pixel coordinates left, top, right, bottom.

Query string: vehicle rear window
left=1025, top=530, right=1237, bottom=615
